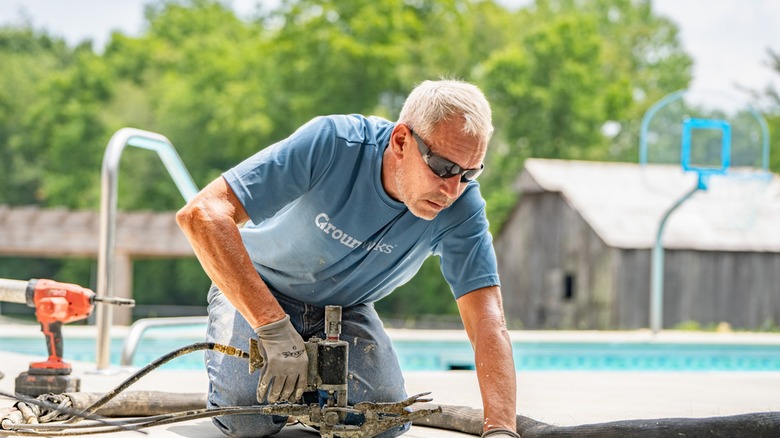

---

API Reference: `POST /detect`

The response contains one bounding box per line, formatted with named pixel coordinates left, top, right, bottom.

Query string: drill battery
left=15, top=371, right=80, bottom=397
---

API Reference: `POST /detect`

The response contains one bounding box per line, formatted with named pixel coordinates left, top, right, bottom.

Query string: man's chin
left=407, top=202, right=443, bottom=221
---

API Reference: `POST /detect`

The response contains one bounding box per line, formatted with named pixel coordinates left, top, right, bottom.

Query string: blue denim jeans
left=205, top=284, right=410, bottom=437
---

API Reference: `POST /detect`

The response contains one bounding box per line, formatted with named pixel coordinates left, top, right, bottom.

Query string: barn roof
left=516, top=159, right=780, bottom=252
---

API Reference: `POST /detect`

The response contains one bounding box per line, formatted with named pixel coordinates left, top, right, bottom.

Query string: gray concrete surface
left=2, top=325, right=780, bottom=437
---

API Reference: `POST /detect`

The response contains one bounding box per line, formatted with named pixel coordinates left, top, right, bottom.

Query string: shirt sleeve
left=435, top=183, right=501, bottom=299
left=222, top=116, right=337, bottom=223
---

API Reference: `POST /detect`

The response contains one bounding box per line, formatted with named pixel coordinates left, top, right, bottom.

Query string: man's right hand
left=253, top=314, right=308, bottom=403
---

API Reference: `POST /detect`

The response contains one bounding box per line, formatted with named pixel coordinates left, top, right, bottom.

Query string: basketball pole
left=649, top=176, right=705, bottom=334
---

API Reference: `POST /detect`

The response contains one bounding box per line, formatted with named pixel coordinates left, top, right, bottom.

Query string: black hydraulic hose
left=413, top=404, right=780, bottom=437
left=0, top=390, right=146, bottom=435
left=67, top=342, right=248, bottom=423
left=7, top=406, right=280, bottom=436
left=3, top=342, right=253, bottom=435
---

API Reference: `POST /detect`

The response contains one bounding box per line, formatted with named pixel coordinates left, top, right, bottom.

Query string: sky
left=0, top=0, right=779, bottom=106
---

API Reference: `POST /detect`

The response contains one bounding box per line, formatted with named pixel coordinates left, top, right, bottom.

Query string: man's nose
left=439, top=175, right=462, bottom=198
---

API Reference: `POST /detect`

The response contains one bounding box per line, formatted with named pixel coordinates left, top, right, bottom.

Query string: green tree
left=0, top=0, right=695, bottom=321
left=28, top=47, right=113, bottom=209
left=263, top=0, right=517, bottom=127
left=102, top=0, right=274, bottom=203
left=479, top=14, right=617, bottom=228
left=477, top=0, right=692, bottom=229
left=765, top=49, right=780, bottom=174
left=578, top=0, right=693, bottom=161
left=0, top=26, right=74, bottom=205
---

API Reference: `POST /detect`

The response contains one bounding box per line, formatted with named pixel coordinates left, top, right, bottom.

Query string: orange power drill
left=0, top=278, right=135, bottom=396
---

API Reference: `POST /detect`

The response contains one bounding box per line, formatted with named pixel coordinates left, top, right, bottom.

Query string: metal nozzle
left=93, top=296, right=136, bottom=307
left=325, top=305, right=342, bottom=341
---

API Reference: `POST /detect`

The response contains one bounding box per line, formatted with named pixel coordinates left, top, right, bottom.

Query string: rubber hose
left=62, top=394, right=780, bottom=437
left=413, top=403, right=780, bottom=437
left=65, top=391, right=207, bottom=417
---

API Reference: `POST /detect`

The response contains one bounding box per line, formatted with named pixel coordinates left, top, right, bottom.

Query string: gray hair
left=398, top=79, right=494, bottom=142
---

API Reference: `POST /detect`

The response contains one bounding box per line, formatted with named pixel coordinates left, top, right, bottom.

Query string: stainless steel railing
left=95, top=128, right=198, bottom=371
left=120, top=316, right=208, bottom=367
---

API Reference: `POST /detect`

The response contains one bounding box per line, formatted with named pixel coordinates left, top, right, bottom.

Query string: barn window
left=563, top=273, right=576, bottom=300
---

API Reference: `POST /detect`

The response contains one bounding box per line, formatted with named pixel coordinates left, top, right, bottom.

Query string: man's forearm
left=475, top=325, right=517, bottom=432
left=457, top=287, right=518, bottom=433
left=176, top=179, right=285, bottom=328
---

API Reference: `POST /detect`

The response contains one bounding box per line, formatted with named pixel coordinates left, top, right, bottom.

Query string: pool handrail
left=120, top=315, right=208, bottom=367
left=95, top=128, right=199, bottom=371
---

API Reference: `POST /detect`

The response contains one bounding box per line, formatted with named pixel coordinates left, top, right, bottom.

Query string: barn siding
left=497, top=192, right=618, bottom=329
left=496, top=192, right=559, bottom=328
left=497, top=191, right=780, bottom=330
left=494, top=192, right=533, bottom=328
left=661, top=250, right=780, bottom=328
left=614, top=249, right=651, bottom=328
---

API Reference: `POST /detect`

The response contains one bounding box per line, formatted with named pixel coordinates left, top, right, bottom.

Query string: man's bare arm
left=457, top=286, right=517, bottom=434
left=176, top=176, right=285, bottom=327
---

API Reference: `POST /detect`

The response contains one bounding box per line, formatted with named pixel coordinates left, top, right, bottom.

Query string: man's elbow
left=176, top=201, right=204, bottom=234
left=175, top=203, right=190, bottom=231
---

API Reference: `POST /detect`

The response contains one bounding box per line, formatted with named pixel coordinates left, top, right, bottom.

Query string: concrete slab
left=2, top=327, right=780, bottom=437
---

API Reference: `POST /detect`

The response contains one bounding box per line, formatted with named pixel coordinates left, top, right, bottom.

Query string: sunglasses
left=409, top=128, right=484, bottom=183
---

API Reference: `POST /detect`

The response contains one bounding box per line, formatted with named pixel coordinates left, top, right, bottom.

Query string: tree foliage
left=0, top=0, right=715, bottom=321
left=765, top=49, right=780, bottom=173
left=0, top=27, right=74, bottom=204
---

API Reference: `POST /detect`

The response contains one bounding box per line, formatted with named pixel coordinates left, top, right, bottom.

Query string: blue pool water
left=396, top=339, right=780, bottom=371
left=2, top=335, right=780, bottom=372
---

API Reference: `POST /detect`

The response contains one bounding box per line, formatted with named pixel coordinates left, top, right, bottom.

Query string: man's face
left=393, top=120, right=486, bottom=220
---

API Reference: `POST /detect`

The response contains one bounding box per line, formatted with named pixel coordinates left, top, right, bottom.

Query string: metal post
left=95, top=128, right=198, bottom=371
left=650, top=180, right=702, bottom=334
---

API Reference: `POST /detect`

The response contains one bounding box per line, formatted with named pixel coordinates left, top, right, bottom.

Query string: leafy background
left=0, top=0, right=777, bottom=325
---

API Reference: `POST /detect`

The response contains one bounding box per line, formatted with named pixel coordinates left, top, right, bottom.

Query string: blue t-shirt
left=223, top=114, right=499, bottom=307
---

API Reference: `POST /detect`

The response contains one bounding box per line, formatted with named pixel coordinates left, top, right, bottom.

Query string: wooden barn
left=495, top=159, right=780, bottom=330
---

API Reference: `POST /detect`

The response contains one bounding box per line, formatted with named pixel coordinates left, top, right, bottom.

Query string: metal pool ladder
left=95, top=128, right=199, bottom=372
left=120, top=315, right=208, bottom=367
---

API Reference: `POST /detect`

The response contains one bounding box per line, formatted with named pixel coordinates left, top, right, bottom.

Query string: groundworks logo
left=314, top=213, right=395, bottom=254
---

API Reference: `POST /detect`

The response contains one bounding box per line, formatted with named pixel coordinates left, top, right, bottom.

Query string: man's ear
left=389, top=124, right=410, bottom=159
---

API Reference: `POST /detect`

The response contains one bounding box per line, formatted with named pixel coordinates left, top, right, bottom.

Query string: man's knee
left=211, top=414, right=286, bottom=438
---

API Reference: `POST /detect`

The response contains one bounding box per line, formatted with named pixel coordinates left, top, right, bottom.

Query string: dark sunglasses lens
left=460, top=165, right=484, bottom=182
left=418, top=133, right=484, bottom=182
left=428, top=156, right=484, bottom=181
left=427, top=155, right=459, bottom=178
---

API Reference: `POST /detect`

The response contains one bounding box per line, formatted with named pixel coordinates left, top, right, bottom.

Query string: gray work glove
left=482, top=428, right=520, bottom=438
left=253, top=314, right=308, bottom=403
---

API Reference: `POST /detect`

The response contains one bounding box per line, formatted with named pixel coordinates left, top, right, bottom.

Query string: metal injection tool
left=248, top=305, right=440, bottom=437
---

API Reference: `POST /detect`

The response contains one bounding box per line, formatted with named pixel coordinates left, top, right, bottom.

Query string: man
left=177, top=79, right=518, bottom=438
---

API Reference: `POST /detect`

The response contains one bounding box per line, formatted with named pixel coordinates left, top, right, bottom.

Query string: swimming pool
left=2, top=329, right=780, bottom=372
